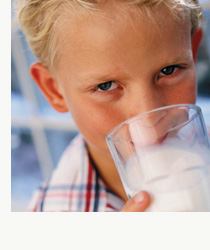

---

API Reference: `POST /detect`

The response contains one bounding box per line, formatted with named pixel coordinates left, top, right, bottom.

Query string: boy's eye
left=96, top=81, right=118, bottom=91
left=159, top=65, right=181, bottom=77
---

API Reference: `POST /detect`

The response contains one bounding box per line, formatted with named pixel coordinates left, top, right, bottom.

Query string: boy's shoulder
left=27, top=133, right=125, bottom=212
left=50, top=133, right=87, bottom=185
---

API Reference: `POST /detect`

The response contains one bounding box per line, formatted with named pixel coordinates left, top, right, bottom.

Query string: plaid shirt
left=27, top=134, right=125, bottom=212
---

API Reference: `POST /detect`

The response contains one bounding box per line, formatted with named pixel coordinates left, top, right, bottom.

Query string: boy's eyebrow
left=80, top=51, right=193, bottom=84
left=81, top=70, right=124, bottom=83
left=166, top=51, right=192, bottom=65
left=76, top=73, right=118, bottom=89
left=82, top=75, right=114, bottom=83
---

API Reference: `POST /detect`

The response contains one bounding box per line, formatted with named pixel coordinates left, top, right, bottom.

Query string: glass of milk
left=106, top=104, right=210, bottom=212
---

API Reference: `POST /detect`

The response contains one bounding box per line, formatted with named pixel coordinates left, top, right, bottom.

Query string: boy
left=16, top=0, right=203, bottom=212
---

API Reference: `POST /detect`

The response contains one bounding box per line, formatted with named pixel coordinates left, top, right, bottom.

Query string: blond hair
left=15, top=0, right=204, bottom=70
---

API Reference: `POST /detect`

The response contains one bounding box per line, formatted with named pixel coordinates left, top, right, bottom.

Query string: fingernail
left=134, top=192, right=144, bottom=203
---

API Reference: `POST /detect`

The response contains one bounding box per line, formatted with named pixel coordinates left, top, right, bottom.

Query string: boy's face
left=34, top=3, right=201, bottom=162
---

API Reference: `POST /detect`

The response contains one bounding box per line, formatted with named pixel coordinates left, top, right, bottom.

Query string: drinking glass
left=106, top=104, right=210, bottom=211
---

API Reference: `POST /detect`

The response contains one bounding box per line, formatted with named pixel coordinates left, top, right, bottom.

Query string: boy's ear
left=191, top=28, right=203, bottom=62
left=30, top=63, right=69, bottom=113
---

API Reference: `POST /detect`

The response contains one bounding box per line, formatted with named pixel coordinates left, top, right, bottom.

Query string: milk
left=123, top=139, right=210, bottom=212
left=146, top=179, right=210, bottom=212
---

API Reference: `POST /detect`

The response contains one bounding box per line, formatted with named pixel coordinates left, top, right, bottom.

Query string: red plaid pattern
left=27, top=134, right=124, bottom=212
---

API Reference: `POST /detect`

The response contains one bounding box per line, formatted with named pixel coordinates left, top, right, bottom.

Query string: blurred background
left=11, top=0, right=210, bottom=211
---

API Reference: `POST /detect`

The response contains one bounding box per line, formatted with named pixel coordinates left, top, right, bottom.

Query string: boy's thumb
left=121, top=191, right=150, bottom=212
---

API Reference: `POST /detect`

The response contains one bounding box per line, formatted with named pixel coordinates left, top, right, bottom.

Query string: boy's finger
left=121, top=191, right=150, bottom=212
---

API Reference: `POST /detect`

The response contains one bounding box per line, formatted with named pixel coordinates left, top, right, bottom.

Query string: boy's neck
left=87, top=143, right=128, bottom=202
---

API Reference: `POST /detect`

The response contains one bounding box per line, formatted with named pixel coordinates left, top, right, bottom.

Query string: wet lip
left=156, top=133, right=168, bottom=144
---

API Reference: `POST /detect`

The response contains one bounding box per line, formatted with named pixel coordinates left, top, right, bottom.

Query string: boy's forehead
left=61, top=2, right=171, bottom=25
left=54, top=1, right=191, bottom=72
left=56, top=1, right=190, bottom=44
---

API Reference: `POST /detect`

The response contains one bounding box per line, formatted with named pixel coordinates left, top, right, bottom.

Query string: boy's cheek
left=165, top=70, right=197, bottom=105
left=71, top=96, right=122, bottom=127
left=73, top=108, right=121, bottom=137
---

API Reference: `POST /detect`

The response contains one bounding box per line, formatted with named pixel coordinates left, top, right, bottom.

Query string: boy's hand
left=121, top=191, right=150, bottom=212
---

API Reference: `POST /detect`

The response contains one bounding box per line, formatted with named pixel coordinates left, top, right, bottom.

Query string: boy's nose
left=125, top=85, right=165, bottom=120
